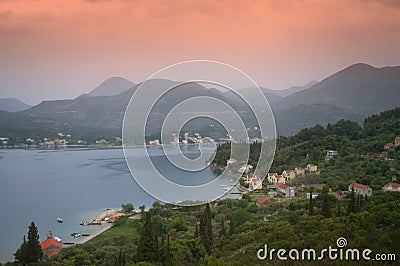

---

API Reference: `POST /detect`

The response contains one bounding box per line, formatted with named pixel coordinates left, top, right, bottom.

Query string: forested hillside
left=12, top=108, right=399, bottom=266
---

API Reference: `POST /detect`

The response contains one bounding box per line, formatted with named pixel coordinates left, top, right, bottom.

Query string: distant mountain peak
left=88, top=77, right=135, bottom=96
left=0, top=98, right=31, bottom=112
left=340, top=63, right=377, bottom=73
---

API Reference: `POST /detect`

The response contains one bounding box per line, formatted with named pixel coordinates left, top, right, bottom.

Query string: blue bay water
left=0, top=146, right=237, bottom=262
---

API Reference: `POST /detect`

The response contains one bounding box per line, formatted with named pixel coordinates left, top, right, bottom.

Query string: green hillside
left=18, top=107, right=400, bottom=266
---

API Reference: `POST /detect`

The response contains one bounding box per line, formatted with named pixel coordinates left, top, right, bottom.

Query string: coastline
left=70, top=222, right=113, bottom=245
left=63, top=209, right=120, bottom=246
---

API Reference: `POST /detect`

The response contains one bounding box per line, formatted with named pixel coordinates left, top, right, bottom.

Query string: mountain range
left=0, top=98, right=31, bottom=112
left=0, top=63, right=399, bottom=140
left=88, top=77, right=135, bottom=96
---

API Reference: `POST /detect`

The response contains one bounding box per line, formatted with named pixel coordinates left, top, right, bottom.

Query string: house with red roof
left=348, top=182, right=372, bottom=197
left=256, top=196, right=270, bottom=207
left=275, top=182, right=295, bottom=198
left=395, top=136, right=400, bottom=147
left=40, top=231, right=62, bottom=258
left=384, top=143, right=394, bottom=150
left=383, top=182, right=400, bottom=192
left=282, top=170, right=296, bottom=181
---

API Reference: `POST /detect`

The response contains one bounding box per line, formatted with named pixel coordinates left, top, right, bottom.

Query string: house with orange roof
left=384, top=143, right=394, bottom=150
left=256, top=196, right=270, bottom=207
left=282, top=170, right=296, bottom=181
left=348, top=182, right=372, bottom=197
left=40, top=231, right=62, bottom=258
left=383, top=182, right=400, bottom=192
left=275, top=183, right=295, bottom=198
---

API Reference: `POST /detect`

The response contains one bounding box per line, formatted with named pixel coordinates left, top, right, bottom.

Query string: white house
left=325, top=150, right=338, bottom=161
left=348, top=183, right=372, bottom=197
left=306, top=192, right=319, bottom=199
left=249, top=176, right=263, bottom=190
left=384, top=143, right=394, bottom=150
left=239, top=164, right=253, bottom=174
left=383, top=182, right=400, bottom=192
left=275, top=183, right=295, bottom=198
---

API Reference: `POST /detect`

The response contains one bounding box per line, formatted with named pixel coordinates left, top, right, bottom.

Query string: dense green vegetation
left=21, top=190, right=399, bottom=265
left=8, top=107, right=400, bottom=265
left=214, top=107, right=400, bottom=191
left=14, top=222, right=42, bottom=265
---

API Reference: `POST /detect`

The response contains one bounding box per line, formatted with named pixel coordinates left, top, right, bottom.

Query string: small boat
left=54, top=237, right=62, bottom=242
left=71, top=233, right=81, bottom=238
left=57, top=218, right=63, bottom=223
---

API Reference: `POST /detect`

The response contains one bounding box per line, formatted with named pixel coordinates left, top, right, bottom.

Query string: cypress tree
left=220, top=217, right=226, bottom=237
left=309, top=190, right=314, bottom=216
left=229, top=219, right=235, bottom=236
left=15, top=221, right=42, bottom=264
left=199, top=215, right=205, bottom=238
left=321, top=186, right=331, bottom=218
left=14, top=235, right=28, bottom=263
left=166, top=234, right=172, bottom=266
left=359, top=195, right=364, bottom=209
left=199, top=203, right=213, bottom=255
left=194, top=223, right=199, bottom=238
left=347, top=187, right=356, bottom=214
left=137, top=212, right=158, bottom=262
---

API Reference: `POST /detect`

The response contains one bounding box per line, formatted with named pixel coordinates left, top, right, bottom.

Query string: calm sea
left=0, top=146, right=237, bottom=262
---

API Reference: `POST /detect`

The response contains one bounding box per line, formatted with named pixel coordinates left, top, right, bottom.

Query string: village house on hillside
left=295, top=167, right=305, bottom=176
left=325, top=150, right=338, bottom=161
left=256, top=196, right=270, bottom=207
left=239, top=164, right=253, bottom=174
left=267, top=173, right=285, bottom=184
left=383, top=182, right=400, bottom=192
left=395, top=136, right=400, bottom=147
left=275, top=183, right=295, bottom=198
left=306, top=164, right=318, bottom=172
left=384, top=143, right=395, bottom=150
left=348, top=182, right=372, bottom=197
left=282, top=170, right=296, bottom=181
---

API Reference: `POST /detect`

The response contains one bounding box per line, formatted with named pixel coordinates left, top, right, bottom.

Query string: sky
left=0, top=0, right=400, bottom=105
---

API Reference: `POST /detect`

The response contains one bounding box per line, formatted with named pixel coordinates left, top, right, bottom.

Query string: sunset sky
left=1, top=0, right=400, bottom=105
